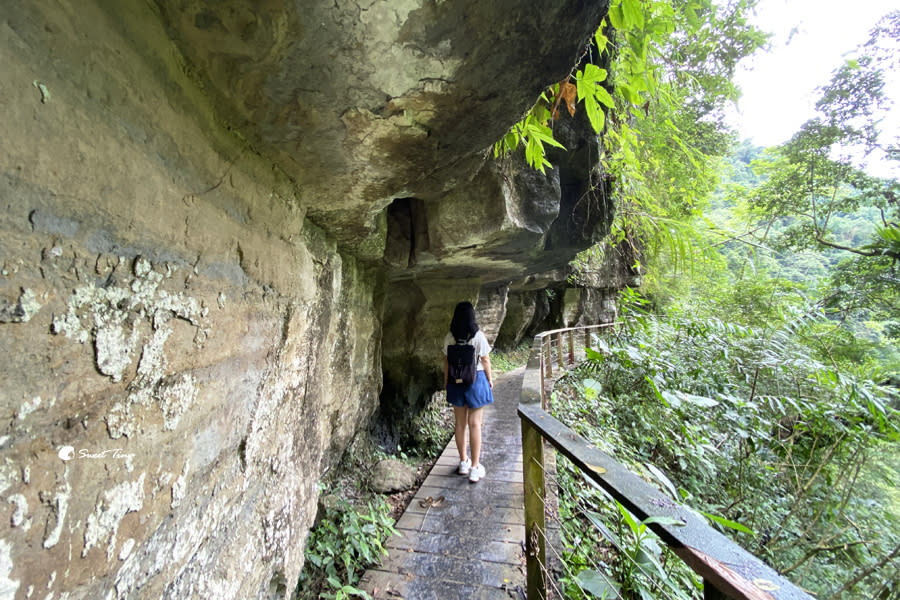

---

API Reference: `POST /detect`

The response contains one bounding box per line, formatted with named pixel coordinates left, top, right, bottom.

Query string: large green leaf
left=622, top=0, right=645, bottom=30
left=594, top=85, right=615, bottom=109
left=645, top=462, right=679, bottom=499
left=583, top=94, right=606, bottom=133
left=608, top=3, right=625, bottom=30
left=577, top=569, right=620, bottom=599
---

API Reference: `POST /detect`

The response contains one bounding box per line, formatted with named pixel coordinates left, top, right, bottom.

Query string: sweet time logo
left=57, top=446, right=135, bottom=461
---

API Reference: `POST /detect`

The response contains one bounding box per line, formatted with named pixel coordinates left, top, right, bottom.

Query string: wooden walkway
left=361, top=368, right=528, bottom=599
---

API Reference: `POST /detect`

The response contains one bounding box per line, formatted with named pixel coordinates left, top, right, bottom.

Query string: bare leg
left=453, top=406, right=469, bottom=462
left=467, top=407, right=484, bottom=467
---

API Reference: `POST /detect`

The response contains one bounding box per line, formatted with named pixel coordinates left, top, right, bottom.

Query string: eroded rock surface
left=0, top=0, right=611, bottom=598
left=155, top=0, right=608, bottom=253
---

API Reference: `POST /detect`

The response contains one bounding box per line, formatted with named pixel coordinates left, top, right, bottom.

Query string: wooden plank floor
left=361, top=368, right=528, bottom=600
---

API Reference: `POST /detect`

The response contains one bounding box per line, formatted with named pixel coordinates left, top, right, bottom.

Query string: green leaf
left=594, top=85, right=615, bottom=109
left=635, top=548, right=665, bottom=577
left=583, top=93, right=606, bottom=133
left=661, top=390, right=682, bottom=408
left=583, top=378, right=603, bottom=394
left=685, top=5, right=699, bottom=27
left=628, top=30, right=647, bottom=59
left=683, top=393, right=719, bottom=408
left=503, top=131, right=518, bottom=151
left=608, top=3, right=625, bottom=30
left=621, top=0, right=644, bottom=29
left=642, top=515, right=686, bottom=527
left=527, top=123, right=565, bottom=149
left=617, top=502, right=641, bottom=536
left=644, top=462, right=679, bottom=499
left=699, top=510, right=755, bottom=536
left=576, top=64, right=609, bottom=106
left=577, top=569, right=620, bottom=598
left=595, top=29, right=610, bottom=55
left=586, top=347, right=606, bottom=361
left=585, top=510, right=622, bottom=550
left=583, top=63, right=608, bottom=84
left=617, top=82, right=643, bottom=105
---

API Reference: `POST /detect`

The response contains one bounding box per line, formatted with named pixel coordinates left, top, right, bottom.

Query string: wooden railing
left=518, top=325, right=814, bottom=600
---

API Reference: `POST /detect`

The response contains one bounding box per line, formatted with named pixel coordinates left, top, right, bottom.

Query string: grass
left=491, top=342, right=532, bottom=373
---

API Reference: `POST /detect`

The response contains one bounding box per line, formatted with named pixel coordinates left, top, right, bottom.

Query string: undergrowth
left=296, top=390, right=453, bottom=598
left=549, top=314, right=900, bottom=599
left=409, top=390, right=454, bottom=458
left=492, top=342, right=533, bottom=373
left=294, top=491, right=397, bottom=600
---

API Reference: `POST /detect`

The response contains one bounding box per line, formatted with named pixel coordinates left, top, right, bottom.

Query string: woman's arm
left=480, top=354, right=493, bottom=389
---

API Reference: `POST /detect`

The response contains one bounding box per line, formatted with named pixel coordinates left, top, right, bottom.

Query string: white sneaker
left=458, top=458, right=471, bottom=475
left=469, top=463, right=485, bottom=483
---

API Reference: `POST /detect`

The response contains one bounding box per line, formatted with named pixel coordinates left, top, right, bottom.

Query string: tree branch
left=783, top=538, right=873, bottom=576
left=814, top=236, right=881, bottom=257
left=828, top=542, right=900, bottom=599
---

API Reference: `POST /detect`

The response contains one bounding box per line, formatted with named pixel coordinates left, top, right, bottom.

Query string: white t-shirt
left=442, top=330, right=491, bottom=371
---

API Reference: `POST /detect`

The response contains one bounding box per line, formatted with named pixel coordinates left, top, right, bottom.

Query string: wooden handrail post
left=521, top=417, right=547, bottom=600
left=539, top=359, right=546, bottom=410
left=556, top=332, right=564, bottom=370
left=584, top=328, right=591, bottom=354
left=543, top=337, right=552, bottom=379
left=567, top=330, right=575, bottom=364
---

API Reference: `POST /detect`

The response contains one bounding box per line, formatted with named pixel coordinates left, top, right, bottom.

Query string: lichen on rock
left=82, top=473, right=146, bottom=561
left=8, top=494, right=28, bottom=528
left=50, top=256, right=208, bottom=436
left=159, top=374, right=198, bottom=431
left=0, top=539, right=19, bottom=599
left=0, top=288, right=42, bottom=324
left=42, top=482, right=70, bottom=550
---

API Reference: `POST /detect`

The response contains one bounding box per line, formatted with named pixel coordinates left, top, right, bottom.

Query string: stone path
left=360, top=368, right=527, bottom=599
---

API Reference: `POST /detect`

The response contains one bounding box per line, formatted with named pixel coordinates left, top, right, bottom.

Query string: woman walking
left=443, top=301, right=494, bottom=483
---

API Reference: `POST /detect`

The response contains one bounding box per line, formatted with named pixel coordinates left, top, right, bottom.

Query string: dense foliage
left=552, top=311, right=900, bottom=598
left=497, top=0, right=767, bottom=283
left=502, top=3, right=900, bottom=600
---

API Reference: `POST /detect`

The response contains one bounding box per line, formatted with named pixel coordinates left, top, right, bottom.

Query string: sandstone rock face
left=561, top=287, right=618, bottom=327
left=0, top=0, right=611, bottom=598
left=1, top=3, right=384, bottom=598
left=495, top=291, right=539, bottom=350
left=376, top=101, right=614, bottom=441
left=153, top=0, right=609, bottom=253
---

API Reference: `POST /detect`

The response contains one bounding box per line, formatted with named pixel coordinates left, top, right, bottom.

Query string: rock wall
left=0, top=3, right=384, bottom=598
left=0, top=0, right=612, bottom=598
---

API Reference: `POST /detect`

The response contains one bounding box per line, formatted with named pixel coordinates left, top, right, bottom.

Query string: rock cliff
left=0, top=1, right=611, bottom=598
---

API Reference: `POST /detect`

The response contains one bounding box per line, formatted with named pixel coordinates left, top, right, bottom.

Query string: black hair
left=449, top=301, right=479, bottom=340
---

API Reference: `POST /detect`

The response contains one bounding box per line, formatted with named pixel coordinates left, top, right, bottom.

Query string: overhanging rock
left=156, top=0, right=609, bottom=256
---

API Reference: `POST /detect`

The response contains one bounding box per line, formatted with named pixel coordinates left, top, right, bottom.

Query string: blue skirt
left=446, top=371, right=494, bottom=409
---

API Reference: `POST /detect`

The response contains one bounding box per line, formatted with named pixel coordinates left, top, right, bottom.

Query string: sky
left=729, top=0, right=898, bottom=175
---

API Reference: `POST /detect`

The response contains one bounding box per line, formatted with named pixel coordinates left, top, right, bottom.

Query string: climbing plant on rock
left=495, top=0, right=767, bottom=278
